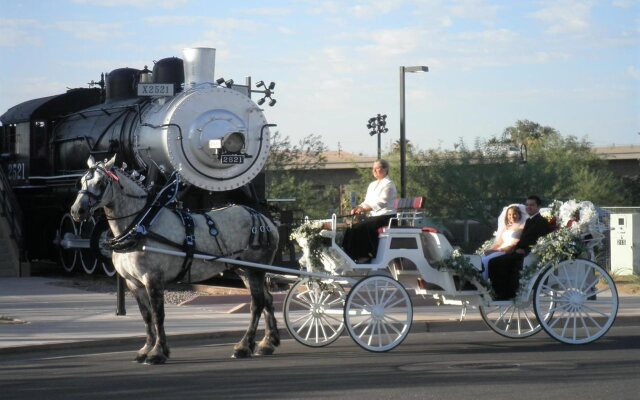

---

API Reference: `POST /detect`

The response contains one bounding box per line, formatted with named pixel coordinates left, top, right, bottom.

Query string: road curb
left=2, top=315, right=638, bottom=356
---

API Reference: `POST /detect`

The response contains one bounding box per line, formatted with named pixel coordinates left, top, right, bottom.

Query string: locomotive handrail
left=0, top=166, right=24, bottom=264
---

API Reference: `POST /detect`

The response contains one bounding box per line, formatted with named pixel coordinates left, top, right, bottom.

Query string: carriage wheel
left=283, top=279, right=346, bottom=347
left=58, top=213, right=78, bottom=273
left=344, top=275, right=412, bottom=352
left=79, top=217, right=98, bottom=274
left=479, top=299, right=545, bottom=339
left=534, top=259, right=618, bottom=344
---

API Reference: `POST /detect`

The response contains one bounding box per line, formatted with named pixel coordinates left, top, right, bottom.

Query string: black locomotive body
left=0, top=48, right=274, bottom=275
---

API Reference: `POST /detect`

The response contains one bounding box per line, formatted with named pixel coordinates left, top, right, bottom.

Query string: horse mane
left=113, top=165, right=150, bottom=194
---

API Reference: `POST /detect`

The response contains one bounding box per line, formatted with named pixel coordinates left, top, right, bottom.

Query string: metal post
left=399, top=65, right=428, bottom=198
left=116, top=273, right=126, bottom=316
left=377, top=131, right=381, bottom=159
left=399, top=66, right=407, bottom=198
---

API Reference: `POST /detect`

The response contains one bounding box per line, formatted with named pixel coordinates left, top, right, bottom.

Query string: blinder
left=77, top=166, right=119, bottom=212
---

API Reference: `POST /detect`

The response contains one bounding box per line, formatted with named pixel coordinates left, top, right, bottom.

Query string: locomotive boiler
left=0, top=47, right=276, bottom=276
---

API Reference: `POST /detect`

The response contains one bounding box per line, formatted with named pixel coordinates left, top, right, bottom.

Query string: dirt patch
left=614, top=276, right=640, bottom=296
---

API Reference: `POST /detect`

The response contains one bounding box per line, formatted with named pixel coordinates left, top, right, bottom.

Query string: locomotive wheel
left=101, top=260, right=116, bottom=277
left=534, top=259, right=618, bottom=345
left=79, top=217, right=98, bottom=274
left=283, top=279, right=346, bottom=347
left=344, top=275, right=412, bottom=352
left=58, top=213, right=78, bottom=273
left=90, top=219, right=115, bottom=277
left=479, top=299, right=545, bottom=339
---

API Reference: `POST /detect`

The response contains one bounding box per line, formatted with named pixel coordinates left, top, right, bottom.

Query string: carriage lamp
left=222, top=132, right=245, bottom=153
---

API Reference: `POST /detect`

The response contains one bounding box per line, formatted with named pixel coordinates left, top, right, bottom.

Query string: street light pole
left=399, top=65, right=428, bottom=198
left=367, top=114, right=388, bottom=159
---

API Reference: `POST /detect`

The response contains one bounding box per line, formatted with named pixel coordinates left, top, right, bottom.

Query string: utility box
left=610, top=213, right=640, bottom=276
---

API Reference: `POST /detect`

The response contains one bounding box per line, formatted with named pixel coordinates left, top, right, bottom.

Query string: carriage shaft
left=142, top=245, right=355, bottom=283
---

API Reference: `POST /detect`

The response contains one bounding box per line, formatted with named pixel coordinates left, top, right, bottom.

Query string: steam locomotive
left=0, top=48, right=276, bottom=276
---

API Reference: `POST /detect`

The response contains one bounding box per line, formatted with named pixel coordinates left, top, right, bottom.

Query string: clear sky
left=1, top=0, right=638, bottom=155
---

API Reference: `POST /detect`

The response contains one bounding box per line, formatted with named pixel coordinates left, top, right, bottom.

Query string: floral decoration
left=475, top=239, right=495, bottom=256
left=517, top=199, right=601, bottom=297
left=290, top=221, right=325, bottom=271
left=434, top=249, right=494, bottom=297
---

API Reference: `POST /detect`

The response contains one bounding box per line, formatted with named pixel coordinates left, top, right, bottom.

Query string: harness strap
left=106, top=172, right=180, bottom=251
left=241, top=206, right=272, bottom=250
left=172, top=209, right=195, bottom=283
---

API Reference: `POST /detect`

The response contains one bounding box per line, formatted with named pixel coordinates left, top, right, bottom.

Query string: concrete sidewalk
left=1, top=277, right=638, bottom=354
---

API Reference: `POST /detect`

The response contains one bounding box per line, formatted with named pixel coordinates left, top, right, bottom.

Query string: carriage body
left=286, top=207, right=619, bottom=351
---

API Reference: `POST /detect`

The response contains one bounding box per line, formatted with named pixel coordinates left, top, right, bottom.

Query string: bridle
left=78, top=166, right=148, bottom=220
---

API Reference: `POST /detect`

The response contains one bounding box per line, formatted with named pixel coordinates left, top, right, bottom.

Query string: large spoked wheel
left=283, top=279, right=346, bottom=347
left=344, top=275, right=412, bottom=352
left=58, top=213, right=78, bottom=273
left=479, top=298, right=545, bottom=339
left=534, top=259, right=618, bottom=344
left=79, top=217, right=98, bottom=274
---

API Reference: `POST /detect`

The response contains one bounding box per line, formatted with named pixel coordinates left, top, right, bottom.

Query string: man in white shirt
left=343, top=159, right=397, bottom=262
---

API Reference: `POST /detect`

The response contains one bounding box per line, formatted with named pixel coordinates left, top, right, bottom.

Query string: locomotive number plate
left=221, top=155, right=245, bottom=164
left=137, top=83, right=174, bottom=96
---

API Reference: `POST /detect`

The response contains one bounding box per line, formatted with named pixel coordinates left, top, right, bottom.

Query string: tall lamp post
left=399, top=65, right=428, bottom=198
left=367, top=114, right=388, bottom=159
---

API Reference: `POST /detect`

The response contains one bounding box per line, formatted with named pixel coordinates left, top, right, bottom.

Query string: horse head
left=70, top=155, right=120, bottom=222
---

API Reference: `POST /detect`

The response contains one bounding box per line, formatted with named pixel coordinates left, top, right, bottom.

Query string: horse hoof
left=144, top=355, right=167, bottom=365
left=134, top=354, right=147, bottom=363
left=232, top=348, right=252, bottom=359
left=255, top=346, right=275, bottom=356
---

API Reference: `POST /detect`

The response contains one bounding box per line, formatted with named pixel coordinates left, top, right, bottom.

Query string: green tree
left=265, top=132, right=339, bottom=218
left=384, top=120, right=630, bottom=247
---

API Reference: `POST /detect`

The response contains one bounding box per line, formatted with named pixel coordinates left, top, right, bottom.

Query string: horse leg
left=232, top=270, right=266, bottom=358
left=256, top=278, right=280, bottom=356
left=143, top=277, right=170, bottom=364
left=127, top=281, right=156, bottom=363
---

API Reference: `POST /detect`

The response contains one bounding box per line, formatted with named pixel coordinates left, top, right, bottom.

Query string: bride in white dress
left=481, top=204, right=528, bottom=279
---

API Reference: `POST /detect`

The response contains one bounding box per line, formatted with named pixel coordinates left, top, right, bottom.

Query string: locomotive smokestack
left=182, top=47, right=216, bottom=88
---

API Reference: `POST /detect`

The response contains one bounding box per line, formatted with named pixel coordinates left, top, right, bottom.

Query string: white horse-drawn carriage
left=282, top=200, right=618, bottom=352
left=72, top=157, right=618, bottom=362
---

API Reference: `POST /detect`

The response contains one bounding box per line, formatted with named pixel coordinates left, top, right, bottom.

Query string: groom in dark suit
left=488, top=195, right=553, bottom=300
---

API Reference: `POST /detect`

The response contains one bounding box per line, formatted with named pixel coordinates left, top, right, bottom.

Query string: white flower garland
left=435, top=249, right=494, bottom=296
left=290, top=221, right=325, bottom=271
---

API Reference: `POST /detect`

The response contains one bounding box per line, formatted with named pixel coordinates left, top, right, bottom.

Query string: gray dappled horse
left=70, top=155, right=280, bottom=364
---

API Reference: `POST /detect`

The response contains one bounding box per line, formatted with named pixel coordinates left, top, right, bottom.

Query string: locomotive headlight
left=222, top=132, right=245, bottom=153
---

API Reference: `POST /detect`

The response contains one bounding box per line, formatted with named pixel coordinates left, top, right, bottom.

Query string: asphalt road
left=1, top=325, right=638, bottom=400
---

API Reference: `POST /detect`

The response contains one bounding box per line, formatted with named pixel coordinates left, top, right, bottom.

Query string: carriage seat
left=392, top=196, right=426, bottom=227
